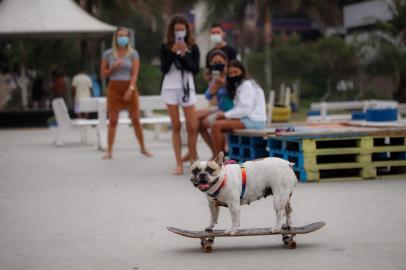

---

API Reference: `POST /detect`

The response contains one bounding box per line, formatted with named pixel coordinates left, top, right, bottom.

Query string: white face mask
left=175, top=30, right=187, bottom=41
left=210, top=34, right=223, bottom=45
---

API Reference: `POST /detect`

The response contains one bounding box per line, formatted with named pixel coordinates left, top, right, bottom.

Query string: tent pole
left=101, top=40, right=106, bottom=95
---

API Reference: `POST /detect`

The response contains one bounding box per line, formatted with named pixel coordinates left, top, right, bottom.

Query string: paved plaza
left=0, top=127, right=405, bottom=270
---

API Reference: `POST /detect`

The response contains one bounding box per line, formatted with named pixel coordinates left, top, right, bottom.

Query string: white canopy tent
left=0, top=0, right=117, bottom=108
left=0, top=0, right=116, bottom=39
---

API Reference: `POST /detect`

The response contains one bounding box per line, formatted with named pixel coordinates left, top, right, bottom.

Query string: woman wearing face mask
left=160, top=15, right=200, bottom=175
left=100, top=27, right=152, bottom=159
left=182, top=49, right=232, bottom=161
left=211, top=60, right=267, bottom=156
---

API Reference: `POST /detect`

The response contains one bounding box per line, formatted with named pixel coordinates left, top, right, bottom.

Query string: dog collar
left=207, top=165, right=247, bottom=200
left=207, top=174, right=227, bottom=198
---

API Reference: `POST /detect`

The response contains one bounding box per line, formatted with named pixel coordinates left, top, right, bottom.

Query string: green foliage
left=271, top=33, right=315, bottom=79
left=98, top=1, right=165, bottom=63
left=1, top=40, right=81, bottom=75
left=137, top=63, right=162, bottom=95
left=246, top=35, right=358, bottom=101
left=364, top=42, right=406, bottom=77
left=357, top=0, right=406, bottom=100
left=309, top=36, right=358, bottom=80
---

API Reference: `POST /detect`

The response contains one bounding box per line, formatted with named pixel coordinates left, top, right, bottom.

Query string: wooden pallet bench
left=227, top=124, right=406, bottom=182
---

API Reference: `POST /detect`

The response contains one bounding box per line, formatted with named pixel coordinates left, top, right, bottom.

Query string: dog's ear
left=215, top=151, right=224, bottom=166
left=190, top=158, right=198, bottom=165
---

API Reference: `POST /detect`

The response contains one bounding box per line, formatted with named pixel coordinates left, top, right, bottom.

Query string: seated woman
left=182, top=49, right=233, bottom=161
left=211, top=59, right=267, bottom=156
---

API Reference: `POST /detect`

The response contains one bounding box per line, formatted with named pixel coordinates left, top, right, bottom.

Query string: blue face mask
left=117, top=36, right=129, bottom=47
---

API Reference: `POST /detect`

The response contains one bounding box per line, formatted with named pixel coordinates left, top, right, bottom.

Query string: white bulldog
left=190, top=152, right=298, bottom=235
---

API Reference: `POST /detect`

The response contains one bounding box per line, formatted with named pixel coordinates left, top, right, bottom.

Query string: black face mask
left=226, top=74, right=244, bottom=99
left=227, top=74, right=243, bottom=88
left=209, top=63, right=225, bottom=72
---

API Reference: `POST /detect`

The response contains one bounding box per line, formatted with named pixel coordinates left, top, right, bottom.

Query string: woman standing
left=100, top=27, right=152, bottom=159
left=160, top=15, right=200, bottom=175
left=211, top=60, right=267, bottom=155
left=182, top=49, right=232, bottom=160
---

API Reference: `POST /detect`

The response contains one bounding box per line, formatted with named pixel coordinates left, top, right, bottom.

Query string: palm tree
left=362, top=0, right=406, bottom=101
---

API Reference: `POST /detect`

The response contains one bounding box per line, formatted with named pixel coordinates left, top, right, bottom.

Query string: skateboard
left=167, top=221, right=325, bottom=252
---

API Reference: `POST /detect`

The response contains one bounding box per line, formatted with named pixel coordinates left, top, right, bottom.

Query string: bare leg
left=130, top=109, right=153, bottom=157
left=211, top=119, right=245, bottom=158
left=182, top=109, right=211, bottom=162
left=167, top=105, right=183, bottom=175
left=103, top=111, right=119, bottom=159
left=200, top=117, right=214, bottom=156
left=183, top=105, right=198, bottom=162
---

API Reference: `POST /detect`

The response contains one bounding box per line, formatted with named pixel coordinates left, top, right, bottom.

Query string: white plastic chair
left=51, top=98, right=97, bottom=146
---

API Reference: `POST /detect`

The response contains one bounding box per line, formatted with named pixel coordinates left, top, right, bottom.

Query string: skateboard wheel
left=287, top=240, right=296, bottom=249
left=203, top=245, right=212, bottom=253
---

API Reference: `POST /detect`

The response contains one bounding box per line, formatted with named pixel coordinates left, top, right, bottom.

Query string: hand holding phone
left=211, top=70, right=220, bottom=83
left=175, top=35, right=184, bottom=43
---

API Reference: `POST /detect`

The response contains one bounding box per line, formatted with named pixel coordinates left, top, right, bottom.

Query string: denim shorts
left=240, top=117, right=266, bottom=129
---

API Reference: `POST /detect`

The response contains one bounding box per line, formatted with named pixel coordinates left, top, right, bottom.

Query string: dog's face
left=190, top=152, right=224, bottom=192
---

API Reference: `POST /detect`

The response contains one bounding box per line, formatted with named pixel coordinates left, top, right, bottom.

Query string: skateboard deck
left=167, top=222, right=325, bottom=252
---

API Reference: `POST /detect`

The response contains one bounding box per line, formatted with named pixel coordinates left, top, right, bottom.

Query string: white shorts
left=161, top=88, right=196, bottom=107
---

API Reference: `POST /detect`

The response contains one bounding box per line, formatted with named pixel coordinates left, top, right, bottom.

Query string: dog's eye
left=192, top=167, right=201, bottom=175
left=206, top=167, right=215, bottom=174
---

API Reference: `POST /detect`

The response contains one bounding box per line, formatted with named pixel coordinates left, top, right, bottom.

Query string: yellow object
left=272, top=106, right=291, bottom=122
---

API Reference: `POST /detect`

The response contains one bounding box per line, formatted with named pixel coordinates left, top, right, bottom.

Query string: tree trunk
left=262, top=0, right=272, bottom=91
left=394, top=74, right=406, bottom=102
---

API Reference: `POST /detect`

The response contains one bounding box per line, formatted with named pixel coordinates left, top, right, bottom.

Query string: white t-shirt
left=72, top=73, right=92, bottom=103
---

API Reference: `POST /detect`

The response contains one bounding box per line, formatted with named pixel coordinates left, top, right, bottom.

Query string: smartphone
left=176, top=36, right=184, bottom=43
left=211, top=70, right=220, bottom=82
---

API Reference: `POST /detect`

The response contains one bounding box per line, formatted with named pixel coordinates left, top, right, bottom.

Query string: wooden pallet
left=228, top=126, right=406, bottom=182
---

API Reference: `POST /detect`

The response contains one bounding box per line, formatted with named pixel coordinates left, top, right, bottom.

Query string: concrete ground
left=0, top=126, right=405, bottom=270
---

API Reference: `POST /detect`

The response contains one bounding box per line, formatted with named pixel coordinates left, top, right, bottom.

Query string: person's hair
left=208, top=49, right=228, bottom=63
left=165, top=14, right=194, bottom=48
left=210, top=23, right=224, bottom=31
left=227, top=59, right=247, bottom=99
left=228, top=59, right=247, bottom=79
left=112, top=26, right=134, bottom=57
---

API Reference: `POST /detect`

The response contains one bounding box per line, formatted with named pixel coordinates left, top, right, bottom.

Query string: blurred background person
left=160, top=14, right=200, bottom=175
left=211, top=60, right=266, bottom=155
left=100, top=26, right=152, bottom=160
left=183, top=49, right=232, bottom=161
left=205, top=23, right=238, bottom=67
left=72, top=69, right=92, bottom=118
left=30, top=70, right=44, bottom=109
left=51, top=69, right=66, bottom=101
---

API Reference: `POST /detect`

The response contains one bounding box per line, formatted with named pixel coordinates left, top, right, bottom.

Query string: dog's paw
left=282, top=225, right=291, bottom=231
left=225, top=227, right=238, bottom=235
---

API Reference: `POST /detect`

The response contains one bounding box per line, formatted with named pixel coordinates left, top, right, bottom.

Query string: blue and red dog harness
left=208, top=164, right=247, bottom=200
